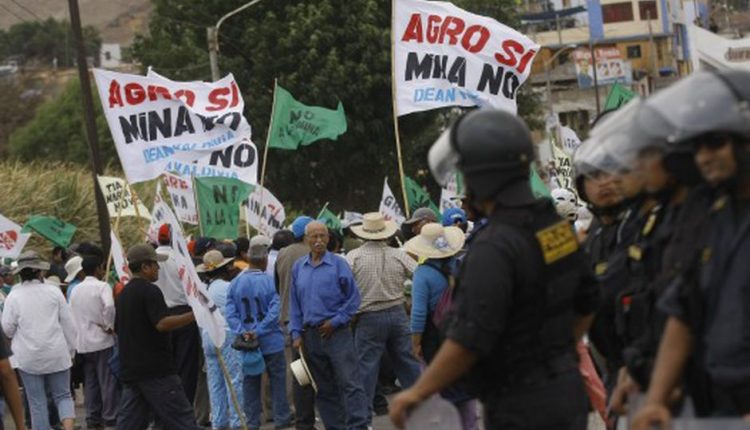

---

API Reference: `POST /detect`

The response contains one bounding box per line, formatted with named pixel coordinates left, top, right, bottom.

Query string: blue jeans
left=242, top=351, right=291, bottom=428
left=354, top=305, right=421, bottom=422
left=204, top=332, right=245, bottom=429
left=303, top=326, right=368, bottom=430
left=18, top=368, right=75, bottom=430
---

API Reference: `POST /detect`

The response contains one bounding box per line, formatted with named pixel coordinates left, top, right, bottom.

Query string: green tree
left=0, top=18, right=100, bottom=67
left=0, top=78, right=43, bottom=156
left=129, top=0, right=539, bottom=211
left=8, top=79, right=116, bottom=164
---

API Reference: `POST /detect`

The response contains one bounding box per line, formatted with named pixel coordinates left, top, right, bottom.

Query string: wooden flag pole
left=215, top=347, right=249, bottom=430
left=126, top=182, right=149, bottom=239
left=390, top=0, right=411, bottom=217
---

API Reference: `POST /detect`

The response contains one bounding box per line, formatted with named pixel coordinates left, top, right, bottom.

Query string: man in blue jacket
left=290, top=221, right=368, bottom=430
left=226, top=242, right=292, bottom=429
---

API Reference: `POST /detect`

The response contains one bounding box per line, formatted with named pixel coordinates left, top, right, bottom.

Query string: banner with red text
left=0, top=214, right=30, bottom=259
left=394, top=0, right=540, bottom=116
left=92, top=69, right=252, bottom=184
left=162, top=172, right=199, bottom=225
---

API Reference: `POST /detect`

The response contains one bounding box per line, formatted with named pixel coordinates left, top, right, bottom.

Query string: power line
left=8, top=0, right=43, bottom=20
left=0, top=3, right=26, bottom=23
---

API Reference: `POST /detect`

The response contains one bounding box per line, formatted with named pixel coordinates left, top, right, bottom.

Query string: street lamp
left=207, top=0, right=265, bottom=81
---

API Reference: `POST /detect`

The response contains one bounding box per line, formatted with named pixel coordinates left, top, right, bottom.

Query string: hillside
left=0, top=0, right=152, bottom=45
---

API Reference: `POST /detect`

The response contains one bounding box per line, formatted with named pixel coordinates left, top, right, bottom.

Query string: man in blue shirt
left=226, top=243, right=292, bottom=429
left=290, top=221, right=368, bottom=430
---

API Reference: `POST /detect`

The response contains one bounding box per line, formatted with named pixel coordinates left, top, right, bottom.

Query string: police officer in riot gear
left=389, top=109, right=600, bottom=430
left=629, top=70, right=750, bottom=429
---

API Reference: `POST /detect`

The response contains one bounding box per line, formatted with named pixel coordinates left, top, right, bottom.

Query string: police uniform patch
left=595, top=262, right=608, bottom=276
left=629, top=245, right=643, bottom=261
left=536, top=220, right=579, bottom=264
left=712, top=196, right=728, bottom=212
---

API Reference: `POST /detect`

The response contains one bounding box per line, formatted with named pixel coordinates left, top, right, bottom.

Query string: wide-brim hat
left=64, top=255, right=83, bottom=283
left=405, top=223, right=465, bottom=259
left=196, top=250, right=234, bottom=273
left=350, top=212, right=398, bottom=241
left=290, top=350, right=318, bottom=392
left=12, top=251, right=50, bottom=275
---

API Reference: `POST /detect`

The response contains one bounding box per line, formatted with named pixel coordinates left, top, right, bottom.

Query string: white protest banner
left=92, top=68, right=252, bottom=184
left=394, top=0, right=540, bottom=116
left=109, top=230, right=130, bottom=284
left=379, top=178, right=406, bottom=225
left=151, top=198, right=227, bottom=347
left=146, top=182, right=164, bottom=244
left=439, top=174, right=463, bottom=213
left=162, top=172, right=199, bottom=225
left=97, top=176, right=152, bottom=220
left=550, top=143, right=575, bottom=190
left=0, top=214, right=30, bottom=259
left=246, top=186, right=286, bottom=237
left=146, top=69, right=258, bottom=185
left=343, top=211, right=363, bottom=228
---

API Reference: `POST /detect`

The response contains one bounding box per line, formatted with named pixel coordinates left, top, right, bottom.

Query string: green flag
left=267, top=85, right=347, bottom=150
left=604, top=82, right=636, bottom=111
left=530, top=166, right=552, bottom=199
left=317, top=207, right=342, bottom=235
left=194, top=177, right=254, bottom=240
left=404, top=176, right=440, bottom=216
left=22, top=215, right=77, bottom=247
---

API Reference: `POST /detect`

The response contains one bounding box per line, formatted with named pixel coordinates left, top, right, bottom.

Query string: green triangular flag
left=194, top=177, right=254, bottom=240
left=604, top=82, right=636, bottom=111
left=404, top=176, right=440, bottom=217
left=22, top=215, right=77, bottom=248
left=317, top=207, right=343, bottom=235
left=530, top=166, right=551, bottom=199
left=268, top=84, right=348, bottom=150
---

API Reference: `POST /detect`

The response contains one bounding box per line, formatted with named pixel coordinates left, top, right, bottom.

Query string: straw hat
left=12, top=251, right=51, bottom=275
left=290, top=350, right=318, bottom=392
left=405, top=223, right=465, bottom=259
left=350, top=213, right=398, bottom=241
left=196, top=250, right=234, bottom=273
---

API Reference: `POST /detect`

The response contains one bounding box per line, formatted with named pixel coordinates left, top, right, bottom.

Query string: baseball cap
left=403, top=207, right=439, bottom=225
left=441, top=208, right=467, bottom=227
left=291, top=216, right=314, bottom=239
left=126, top=244, right=168, bottom=265
left=158, top=224, right=171, bottom=244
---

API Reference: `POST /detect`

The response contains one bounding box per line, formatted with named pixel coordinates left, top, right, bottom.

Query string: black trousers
left=483, top=370, right=588, bottom=430
left=116, top=375, right=201, bottom=430
left=168, top=306, right=201, bottom=402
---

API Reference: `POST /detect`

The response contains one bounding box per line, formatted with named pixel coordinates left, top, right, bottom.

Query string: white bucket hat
left=405, top=223, right=465, bottom=259
left=290, top=350, right=317, bottom=392
left=350, top=212, right=398, bottom=241
left=64, top=256, right=83, bottom=283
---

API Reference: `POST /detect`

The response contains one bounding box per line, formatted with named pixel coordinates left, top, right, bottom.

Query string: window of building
left=602, top=2, right=634, bottom=23
left=639, top=0, right=658, bottom=20
left=627, top=45, right=642, bottom=58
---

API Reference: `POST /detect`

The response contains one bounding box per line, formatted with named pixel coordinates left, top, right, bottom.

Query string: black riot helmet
left=428, top=109, right=534, bottom=201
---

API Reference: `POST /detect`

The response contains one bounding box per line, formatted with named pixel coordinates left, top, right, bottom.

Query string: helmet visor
left=428, top=127, right=460, bottom=187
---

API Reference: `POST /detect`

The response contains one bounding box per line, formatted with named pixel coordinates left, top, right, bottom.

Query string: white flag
left=150, top=198, right=227, bottom=348
left=162, top=172, right=199, bottom=225
left=560, top=126, right=582, bottom=156
left=379, top=178, right=406, bottom=225
left=146, top=182, right=165, bottom=244
left=246, top=186, right=286, bottom=238
left=92, top=69, right=252, bottom=184
left=439, top=174, right=462, bottom=213
left=109, top=231, right=130, bottom=284
left=97, top=176, right=152, bottom=220
left=394, top=0, right=539, bottom=116
left=0, top=214, right=30, bottom=259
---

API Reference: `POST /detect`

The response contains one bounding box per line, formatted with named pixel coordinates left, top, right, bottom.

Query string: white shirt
left=154, top=246, right=188, bottom=308
left=266, top=249, right=279, bottom=278
left=69, top=276, right=115, bottom=353
left=2, top=280, right=77, bottom=374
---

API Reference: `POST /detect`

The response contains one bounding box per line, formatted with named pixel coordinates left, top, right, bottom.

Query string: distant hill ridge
left=0, top=0, right=152, bottom=46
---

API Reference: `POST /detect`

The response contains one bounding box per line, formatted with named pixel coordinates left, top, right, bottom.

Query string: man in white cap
left=346, top=213, right=420, bottom=424
left=63, top=255, right=84, bottom=301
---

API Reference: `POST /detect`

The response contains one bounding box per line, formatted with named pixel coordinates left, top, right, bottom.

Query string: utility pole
left=67, top=0, right=111, bottom=252
left=647, top=10, right=657, bottom=93
left=590, top=39, right=601, bottom=115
